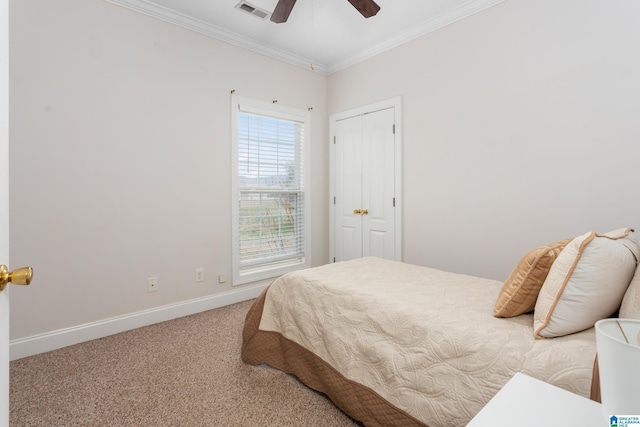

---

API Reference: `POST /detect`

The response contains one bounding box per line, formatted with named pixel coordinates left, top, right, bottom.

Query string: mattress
left=241, top=257, right=597, bottom=427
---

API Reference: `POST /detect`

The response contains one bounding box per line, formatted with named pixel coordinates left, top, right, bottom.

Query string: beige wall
left=9, top=0, right=328, bottom=340
left=10, top=0, right=640, bottom=347
left=329, top=0, right=640, bottom=280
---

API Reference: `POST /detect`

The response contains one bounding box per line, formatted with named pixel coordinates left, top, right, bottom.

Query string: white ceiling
left=106, top=0, right=506, bottom=74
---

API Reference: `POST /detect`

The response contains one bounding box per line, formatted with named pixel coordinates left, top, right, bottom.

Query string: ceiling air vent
left=235, top=1, right=270, bottom=20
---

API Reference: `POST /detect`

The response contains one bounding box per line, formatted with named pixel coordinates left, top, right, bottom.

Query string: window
left=231, top=96, right=311, bottom=285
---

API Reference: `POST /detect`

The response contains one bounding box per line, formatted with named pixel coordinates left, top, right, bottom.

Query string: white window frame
left=231, top=95, right=311, bottom=286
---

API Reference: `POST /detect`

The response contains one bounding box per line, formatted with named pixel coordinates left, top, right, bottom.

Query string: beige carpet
left=10, top=299, right=363, bottom=427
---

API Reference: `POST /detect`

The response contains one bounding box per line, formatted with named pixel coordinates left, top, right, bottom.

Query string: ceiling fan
left=270, top=0, right=381, bottom=23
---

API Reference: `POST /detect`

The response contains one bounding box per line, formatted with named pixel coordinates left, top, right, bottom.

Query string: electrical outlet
left=218, top=273, right=226, bottom=284
left=147, top=277, right=158, bottom=293
left=195, top=268, right=204, bottom=283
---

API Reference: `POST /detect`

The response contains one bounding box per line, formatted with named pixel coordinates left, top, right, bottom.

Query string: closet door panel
left=362, top=108, right=395, bottom=260
left=334, top=116, right=363, bottom=262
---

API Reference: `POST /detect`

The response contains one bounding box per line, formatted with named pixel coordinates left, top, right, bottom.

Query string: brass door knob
left=0, top=265, right=34, bottom=292
left=362, top=209, right=368, bottom=215
left=353, top=209, right=362, bottom=215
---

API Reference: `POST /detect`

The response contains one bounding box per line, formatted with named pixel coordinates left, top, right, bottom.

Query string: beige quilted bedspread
left=250, top=257, right=597, bottom=427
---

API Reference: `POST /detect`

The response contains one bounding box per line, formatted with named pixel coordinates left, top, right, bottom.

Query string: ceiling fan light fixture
left=234, top=1, right=270, bottom=20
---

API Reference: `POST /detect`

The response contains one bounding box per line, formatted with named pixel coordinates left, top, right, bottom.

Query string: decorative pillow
left=533, top=228, right=639, bottom=339
left=494, top=238, right=571, bottom=318
left=620, top=263, right=640, bottom=320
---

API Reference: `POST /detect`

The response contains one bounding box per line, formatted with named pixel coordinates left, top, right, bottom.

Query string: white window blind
left=232, top=97, right=310, bottom=284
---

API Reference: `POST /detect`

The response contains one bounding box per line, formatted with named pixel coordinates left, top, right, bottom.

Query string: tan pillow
left=494, top=239, right=571, bottom=318
left=534, top=228, right=639, bottom=339
left=620, top=263, right=640, bottom=320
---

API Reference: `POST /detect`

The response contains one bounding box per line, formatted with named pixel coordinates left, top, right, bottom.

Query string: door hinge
left=333, top=196, right=336, bottom=204
left=392, top=124, right=396, bottom=134
left=393, top=197, right=396, bottom=207
left=333, top=136, right=336, bottom=144
left=333, top=257, right=336, bottom=263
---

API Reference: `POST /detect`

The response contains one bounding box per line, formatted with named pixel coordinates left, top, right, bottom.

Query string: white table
left=467, top=372, right=605, bottom=426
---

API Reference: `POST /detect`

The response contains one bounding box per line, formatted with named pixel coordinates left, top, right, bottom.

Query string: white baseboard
left=10, top=282, right=268, bottom=361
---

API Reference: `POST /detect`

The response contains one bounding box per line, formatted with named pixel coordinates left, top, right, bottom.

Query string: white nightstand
left=467, top=373, right=604, bottom=427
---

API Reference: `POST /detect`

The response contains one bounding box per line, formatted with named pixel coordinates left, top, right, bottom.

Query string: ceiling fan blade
left=270, top=0, right=297, bottom=23
left=347, top=0, right=381, bottom=18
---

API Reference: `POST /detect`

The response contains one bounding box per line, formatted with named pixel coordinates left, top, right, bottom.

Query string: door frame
left=1, top=0, right=10, bottom=423
left=329, top=96, right=403, bottom=263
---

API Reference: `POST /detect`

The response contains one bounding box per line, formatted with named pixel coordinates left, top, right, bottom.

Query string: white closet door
left=362, top=108, right=395, bottom=260
left=334, top=115, right=363, bottom=261
left=333, top=107, right=395, bottom=262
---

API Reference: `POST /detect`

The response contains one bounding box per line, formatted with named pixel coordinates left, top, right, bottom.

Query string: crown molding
left=104, top=0, right=505, bottom=76
left=104, top=0, right=328, bottom=74
left=327, top=0, right=507, bottom=74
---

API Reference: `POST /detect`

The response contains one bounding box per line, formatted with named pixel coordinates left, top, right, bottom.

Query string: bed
left=241, top=256, right=600, bottom=427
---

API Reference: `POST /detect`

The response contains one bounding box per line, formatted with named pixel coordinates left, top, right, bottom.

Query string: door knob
left=362, top=209, right=368, bottom=215
left=0, top=265, right=34, bottom=292
left=353, top=209, right=362, bottom=215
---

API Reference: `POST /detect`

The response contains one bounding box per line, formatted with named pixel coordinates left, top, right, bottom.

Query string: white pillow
left=533, top=228, right=639, bottom=339
left=620, top=263, right=640, bottom=320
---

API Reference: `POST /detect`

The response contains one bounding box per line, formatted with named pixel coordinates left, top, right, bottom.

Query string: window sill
left=233, top=258, right=309, bottom=286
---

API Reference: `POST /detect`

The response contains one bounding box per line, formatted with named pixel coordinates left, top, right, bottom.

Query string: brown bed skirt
left=241, top=286, right=429, bottom=427
left=242, top=286, right=601, bottom=426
